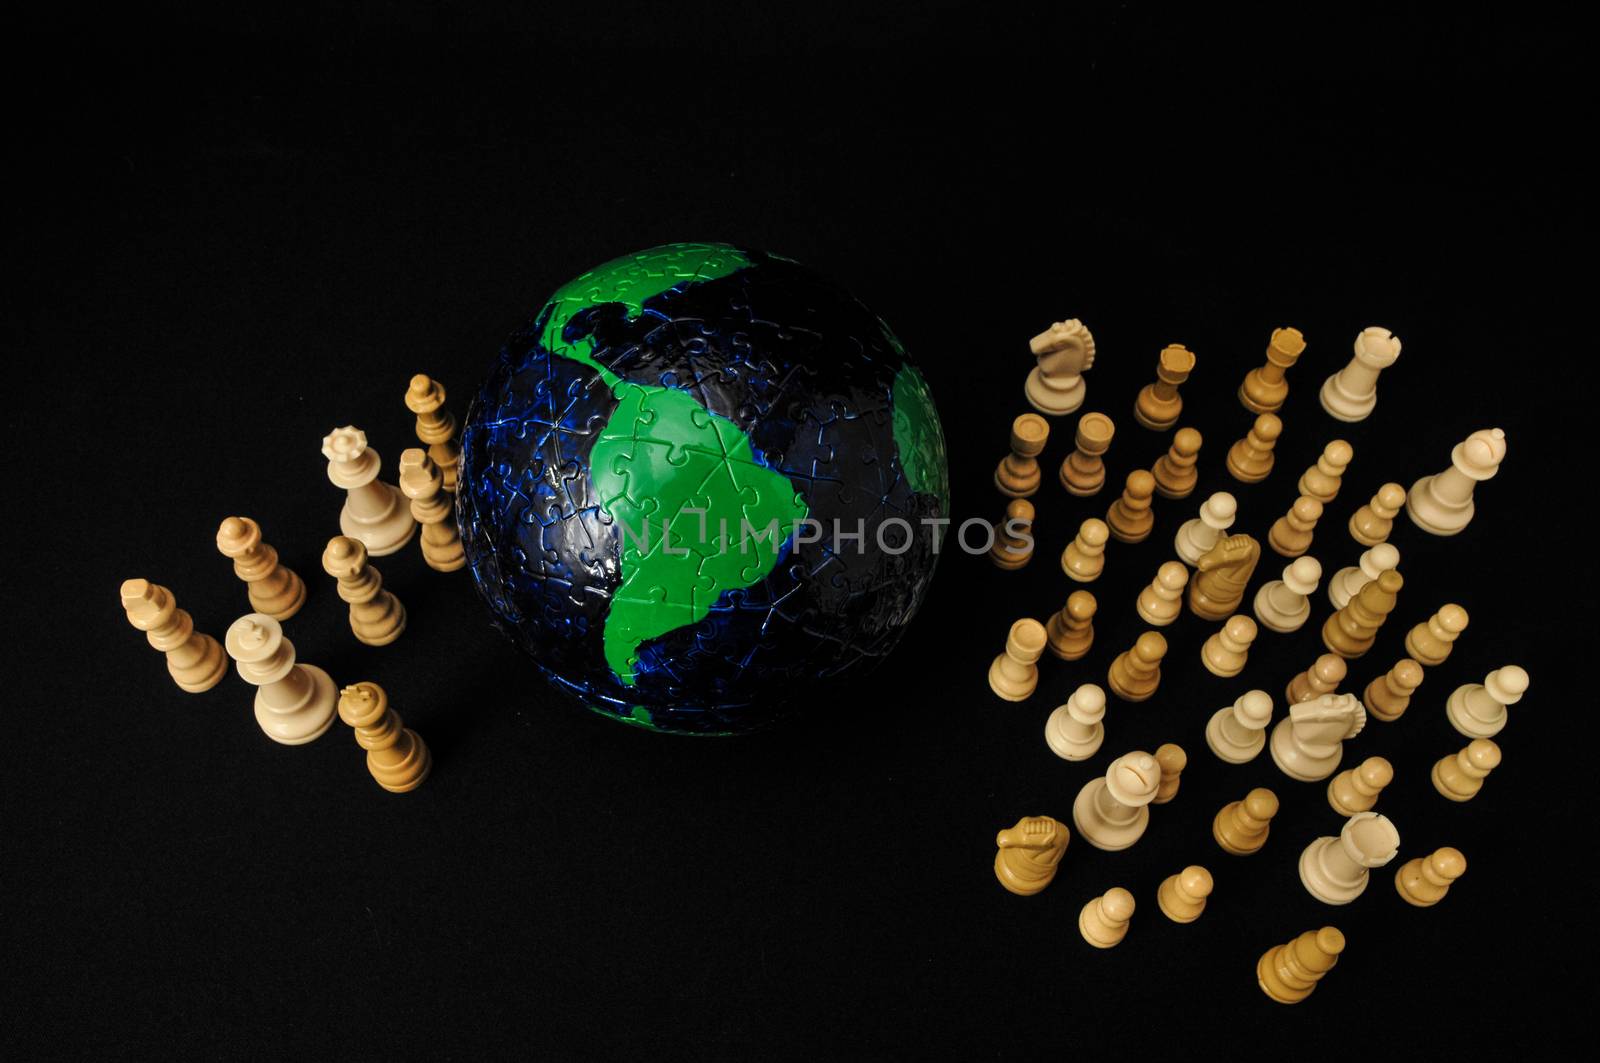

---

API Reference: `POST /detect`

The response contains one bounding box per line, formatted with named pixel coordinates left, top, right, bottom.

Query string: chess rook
left=321, top=425, right=417, bottom=557
left=1258, top=927, right=1345, bottom=1004
left=1059, top=412, right=1115, bottom=496
left=989, top=498, right=1035, bottom=570
left=1299, top=812, right=1399, bottom=905
left=1025, top=319, right=1095, bottom=416
left=1432, top=738, right=1501, bottom=801
left=1363, top=658, right=1424, bottom=722
left=994, top=413, right=1049, bottom=497
left=1107, top=631, right=1166, bottom=703
left=1327, top=756, right=1393, bottom=816
left=1175, top=491, right=1236, bottom=566
left=398, top=449, right=466, bottom=572
left=1061, top=517, right=1109, bottom=582
left=1267, top=496, right=1323, bottom=559
left=1320, top=326, right=1400, bottom=422
left=994, top=816, right=1069, bottom=896
left=1157, top=866, right=1213, bottom=923
left=404, top=373, right=462, bottom=492
left=215, top=516, right=306, bottom=620
left=1286, top=652, right=1346, bottom=705
left=120, top=579, right=226, bottom=693
left=1253, top=556, right=1321, bottom=633
left=322, top=536, right=407, bottom=647
left=1270, top=692, right=1366, bottom=782
left=1297, top=439, right=1353, bottom=503
left=1225, top=412, right=1281, bottom=483
left=988, top=619, right=1045, bottom=701
left=1321, top=569, right=1402, bottom=658
left=1189, top=534, right=1260, bottom=621
left=1045, top=590, right=1096, bottom=661
left=1405, top=604, right=1470, bottom=667
left=1446, top=666, right=1529, bottom=738
left=1150, top=426, right=1203, bottom=499
left=1328, top=543, right=1398, bottom=610
left=1408, top=427, right=1507, bottom=536
left=1348, top=482, right=1407, bottom=546
left=1136, top=561, right=1189, bottom=627
left=1106, top=469, right=1156, bottom=543
left=1206, top=690, right=1273, bottom=764
left=1213, top=787, right=1278, bottom=855
left=1133, top=343, right=1196, bottom=431
left=1073, top=751, right=1162, bottom=851
left=1201, top=614, right=1257, bottom=677
left=1045, top=684, right=1106, bottom=761
left=1395, top=847, right=1467, bottom=907
left=337, top=681, right=432, bottom=793
left=1079, top=888, right=1135, bottom=948
left=1238, top=327, right=1304, bottom=414
left=224, top=612, right=337, bottom=745
left=1153, top=743, right=1186, bottom=804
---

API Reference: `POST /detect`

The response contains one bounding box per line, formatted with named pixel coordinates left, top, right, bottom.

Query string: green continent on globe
left=891, top=364, right=950, bottom=511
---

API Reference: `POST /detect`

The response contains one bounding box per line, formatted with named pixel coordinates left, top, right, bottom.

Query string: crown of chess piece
left=1395, top=846, right=1467, bottom=907
left=1408, top=427, right=1507, bottom=536
left=1106, top=469, right=1157, bottom=543
left=1151, top=426, right=1204, bottom=499
left=321, top=535, right=407, bottom=647
left=1201, top=614, right=1258, bottom=677
left=1107, top=630, right=1166, bottom=703
left=1136, top=561, right=1190, bottom=627
left=1286, top=652, right=1347, bottom=705
left=1059, top=412, right=1116, bottom=496
left=1133, top=343, right=1196, bottom=431
left=1239, top=327, right=1305, bottom=414
left=1189, top=534, right=1260, bottom=621
left=223, top=612, right=337, bottom=745
left=1327, top=543, right=1399, bottom=610
left=989, top=498, right=1035, bottom=570
left=404, top=373, right=461, bottom=493
left=1025, top=319, right=1095, bottom=416
left=1258, top=927, right=1346, bottom=1004
left=1267, top=495, right=1323, bottom=559
left=1079, top=887, right=1136, bottom=948
left=1348, top=482, right=1407, bottom=546
left=1447, top=666, right=1529, bottom=739
left=1206, top=690, right=1274, bottom=764
left=1061, top=517, right=1109, bottom=582
left=1320, top=326, right=1400, bottom=423
left=1297, top=439, right=1354, bottom=503
left=1045, top=590, right=1097, bottom=661
left=337, top=681, right=432, bottom=793
left=994, top=413, right=1049, bottom=497
left=1214, top=787, right=1279, bottom=856
left=1322, top=568, right=1402, bottom=658
left=120, top=578, right=227, bottom=693
left=1327, top=755, right=1393, bottom=816
left=215, top=516, right=306, bottom=621
left=1404, top=603, right=1470, bottom=667
left=1045, top=683, right=1106, bottom=761
left=398, top=448, right=466, bottom=573
left=321, top=425, right=417, bottom=557
left=1270, top=692, right=1366, bottom=782
left=988, top=619, right=1046, bottom=701
left=1158, top=865, right=1213, bottom=923
left=1300, top=811, right=1400, bottom=905
left=1363, top=658, right=1424, bottom=722
left=1073, top=750, right=1162, bottom=851
left=1253, top=556, right=1322, bottom=633
left=1175, top=490, right=1237, bottom=566
left=1153, top=743, right=1186, bottom=804
left=1432, top=738, right=1501, bottom=802
left=1225, top=412, right=1282, bottom=483
left=994, top=815, right=1070, bottom=896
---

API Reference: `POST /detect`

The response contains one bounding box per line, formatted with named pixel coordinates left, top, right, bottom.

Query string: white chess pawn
left=1407, top=427, right=1508, bottom=536
left=1270, top=692, right=1366, bottom=782
left=1175, top=491, right=1237, bottom=567
left=1025, top=319, right=1095, bottom=415
left=322, top=426, right=417, bottom=557
left=223, top=613, right=337, bottom=745
left=1136, top=561, right=1189, bottom=626
left=1299, top=812, right=1400, bottom=904
left=1045, top=684, right=1107, bottom=761
left=1253, top=556, right=1322, bottom=633
left=1073, top=751, right=1162, bottom=851
left=1205, top=690, right=1274, bottom=764
left=1319, top=326, right=1400, bottom=422
left=1328, top=543, right=1400, bottom=610
left=1446, top=666, right=1529, bottom=738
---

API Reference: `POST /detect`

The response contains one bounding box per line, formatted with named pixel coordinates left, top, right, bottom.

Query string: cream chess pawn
left=1320, top=326, right=1400, bottom=422
left=1271, top=692, right=1366, bottom=782
left=1107, top=631, right=1166, bottom=703
left=215, top=516, right=306, bottom=620
left=1395, top=847, right=1467, bottom=907
left=1405, top=604, right=1470, bottom=666
left=322, top=536, right=407, bottom=647
left=1327, top=756, right=1393, bottom=816
left=1153, top=743, right=1186, bottom=804
left=1267, top=495, right=1322, bottom=559
left=1349, top=482, right=1406, bottom=546
left=1045, top=590, right=1096, bottom=660
left=120, top=579, right=226, bottom=693
left=1150, top=427, right=1203, bottom=499
left=404, top=373, right=462, bottom=492
left=1297, top=439, right=1353, bottom=503
left=224, top=613, right=337, bottom=745
left=989, top=619, right=1045, bottom=701
left=1025, top=319, right=1095, bottom=416
left=1299, top=812, right=1399, bottom=904
left=1073, top=751, right=1162, bottom=851
left=1175, top=491, right=1236, bottom=566
left=337, top=681, right=431, bottom=793
left=399, top=448, right=465, bottom=572
left=1408, top=427, right=1507, bottom=536
left=1322, top=569, right=1402, bottom=658
left=1286, top=652, right=1346, bottom=705
left=1060, top=518, right=1108, bottom=582
left=1432, top=738, right=1500, bottom=801
left=1254, top=556, right=1321, bottom=633
left=1328, top=543, right=1398, bottom=610
left=1258, top=926, right=1345, bottom=1004
left=1213, top=788, right=1278, bottom=856
left=994, top=413, right=1048, bottom=497
left=1045, top=684, right=1106, bottom=761
left=1206, top=690, right=1273, bottom=764
left=1225, top=412, right=1281, bottom=483
left=1105, top=469, right=1156, bottom=543
left=1079, top=888, right=1135, bottom=948
left=1136, top=561, right=1189, bottom=626
left=994, top=816, right=1069, bottom=896
left=989, top=499, right=1035, bottom=570
left=1446, top=666, right=1529, bottom=738
left=1157, top=866, right=1212, bottom=923
left=322, top=425, right=416, bottom=556
left=1364, top=658, right=1424, bottom=722
left=1238, top=327, right=1304, bottom=414
left=1201, top=615, right=1257, bottom=677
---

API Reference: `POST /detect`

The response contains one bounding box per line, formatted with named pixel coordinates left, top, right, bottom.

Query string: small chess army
left=988, top=322, right=1515, bottom=1004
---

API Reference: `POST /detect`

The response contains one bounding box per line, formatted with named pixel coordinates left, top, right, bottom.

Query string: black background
left=8, top=6, right=1586, bottom=1060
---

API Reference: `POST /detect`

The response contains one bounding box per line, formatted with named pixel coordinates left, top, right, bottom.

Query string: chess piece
left=1061, top=518, right=1109, bottom=582
left=1079, top=888, right=1135, bottom=948
left=1133, top=343, right=1196, bottom=431
left=994, top=816, right=1070, bottom=896
left=1327, top=543, right=1399, bottom=610
left=404, top=373, right=461, bottom=492
left=1106, top=469, right=1156, bottom=543
left=1045, top=590, right=1097, bottom=661
left=1175, top=491, right=1237, bottom=566
left=1158, top=866, right=1213, bottom=923
left=1253, top=556, right=1322, bottom=633
left=1322, top=569, right=1402, bottom=658
left=215, top=517, right=306, bottom=620
left=1189, top=534, right=1260, bottom=621
left=1286, top=652, right=1346, bottom=705
left=1073, top=751, right=1162, bottom=851
left=994, top=413, right=1049, bottom=497
left=1150, top=426, right=1203, bottom=499
left=1239, top=327, right=1305, bottom=414
left=322, top=536, right=407, bottom=647
left=988, top=619, right=1046, bottom=701
left=1327, top=756, right=1393, bottom=815
left=1299, top=812, right=1399, bottom=904
left=1320, top=326, right=1400, bottom=422
left=398, top=449, right=466, bottom=573
left=1405, top=604, right=1470, bottom=666
left=1432, top=738, right=1501, bottom=802
left=1213, top=787, right=1279, bottom=855
left=1297, top=440, right=1354, bottom=503
left=1136, top=561, right=1189, bottom=626
left=1348, top=482, right=1407, bottom=546
left=1270, top=693, right=1366, bottom=782
left=223, top=613, right=337, bottom=745
left=1258, top=927, right=1345, bottom=1004
left=120, top=579, right=226, bottom=693
left=1446, top=666, right=1529, bottom=738
left=990, top=498, right=1036, bottom=570
left=1408, top=427, right=1508, bottom=536
left=1201, top=615, right=1258, bottom=677
left=1395, top=847, right=1467, bottom=907
left=1059, top=412, right=1115, bottom=496
left=1363, top=658, right=1424, bottom=722
left=1206, top=690, right=1273, bottom=764
left=1045, top=684, right=1106, bottom=761
left=1107, top=631, right=1166, bottom=703
left=1267, top=496, right=1323, bottom=559
left=337, top=681, right=432, bottom=793
left=1025, top=319, right=1095, bottom=416
left=1225, top=412, right=1282, bottom=483
left=321, top=425, right=417, bottom=557
left=1153, top=743, right=1186, bottom=804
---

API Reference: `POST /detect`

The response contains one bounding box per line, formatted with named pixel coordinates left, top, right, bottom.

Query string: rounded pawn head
left=1156, top=561, right=1189, bottom=593
left=1243, top=787, right=1280, bottom=821
left=1203, top=491, right=1238, bottom=525
left=1070, top=683, right=1107, bottom=718
left=1253, top=413, right=1283, bottom=443
left=1223, top=615, right=1258, bottom=646
left=1368, top=543, right=1401, bottom=573
left=1155, top=742, right=1187, bottom=778
left=1133, top=630, right=1168, bottom=663
left=1100, top=887, right=1136, bottom=922
left=1285, top=556, right=1322, bottom=594
left=1374, top=569, right=1404, bottom=595
left=1375, top=481, right=1407, bottom=513
left=1066, top=590, right=1097, bottom=622
left=1237, top=689, right=1273, bottom=725
left=1313, top=926, right=1347, bottom=958
left=1312, top=653, right=1348, bottom=687
left=1465, top=738, right=1503, bottom=771
left=1005, top=498, right=1035, bottom=524
left=1124, top=469, right=1156, bottom=497
left=1173, top=426, right=1202, bottom=455
left=1322, top=439, right=1354, bottom=469
left=1078, top=518, right=1110, bottom=547
left=1392, top=659, right=1424, bottom=690
left=1485, top=666, right=1530, bottom=705
left=1356, top=756, right=1394, bottom=790
left=1290, top=495, right=1324, bottom=525
left=1177, top=865, right=1214, bottom=900
left=1436, top=604, right=1470, bottom=635
left=1430, top=847, right=1468, bottom=881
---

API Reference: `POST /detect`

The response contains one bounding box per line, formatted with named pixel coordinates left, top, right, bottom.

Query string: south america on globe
left=457, top=243, right=949, bottom=734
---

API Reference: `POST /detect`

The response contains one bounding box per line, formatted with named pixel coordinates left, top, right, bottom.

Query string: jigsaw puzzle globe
left=458, top=243, right=950, bottom=734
